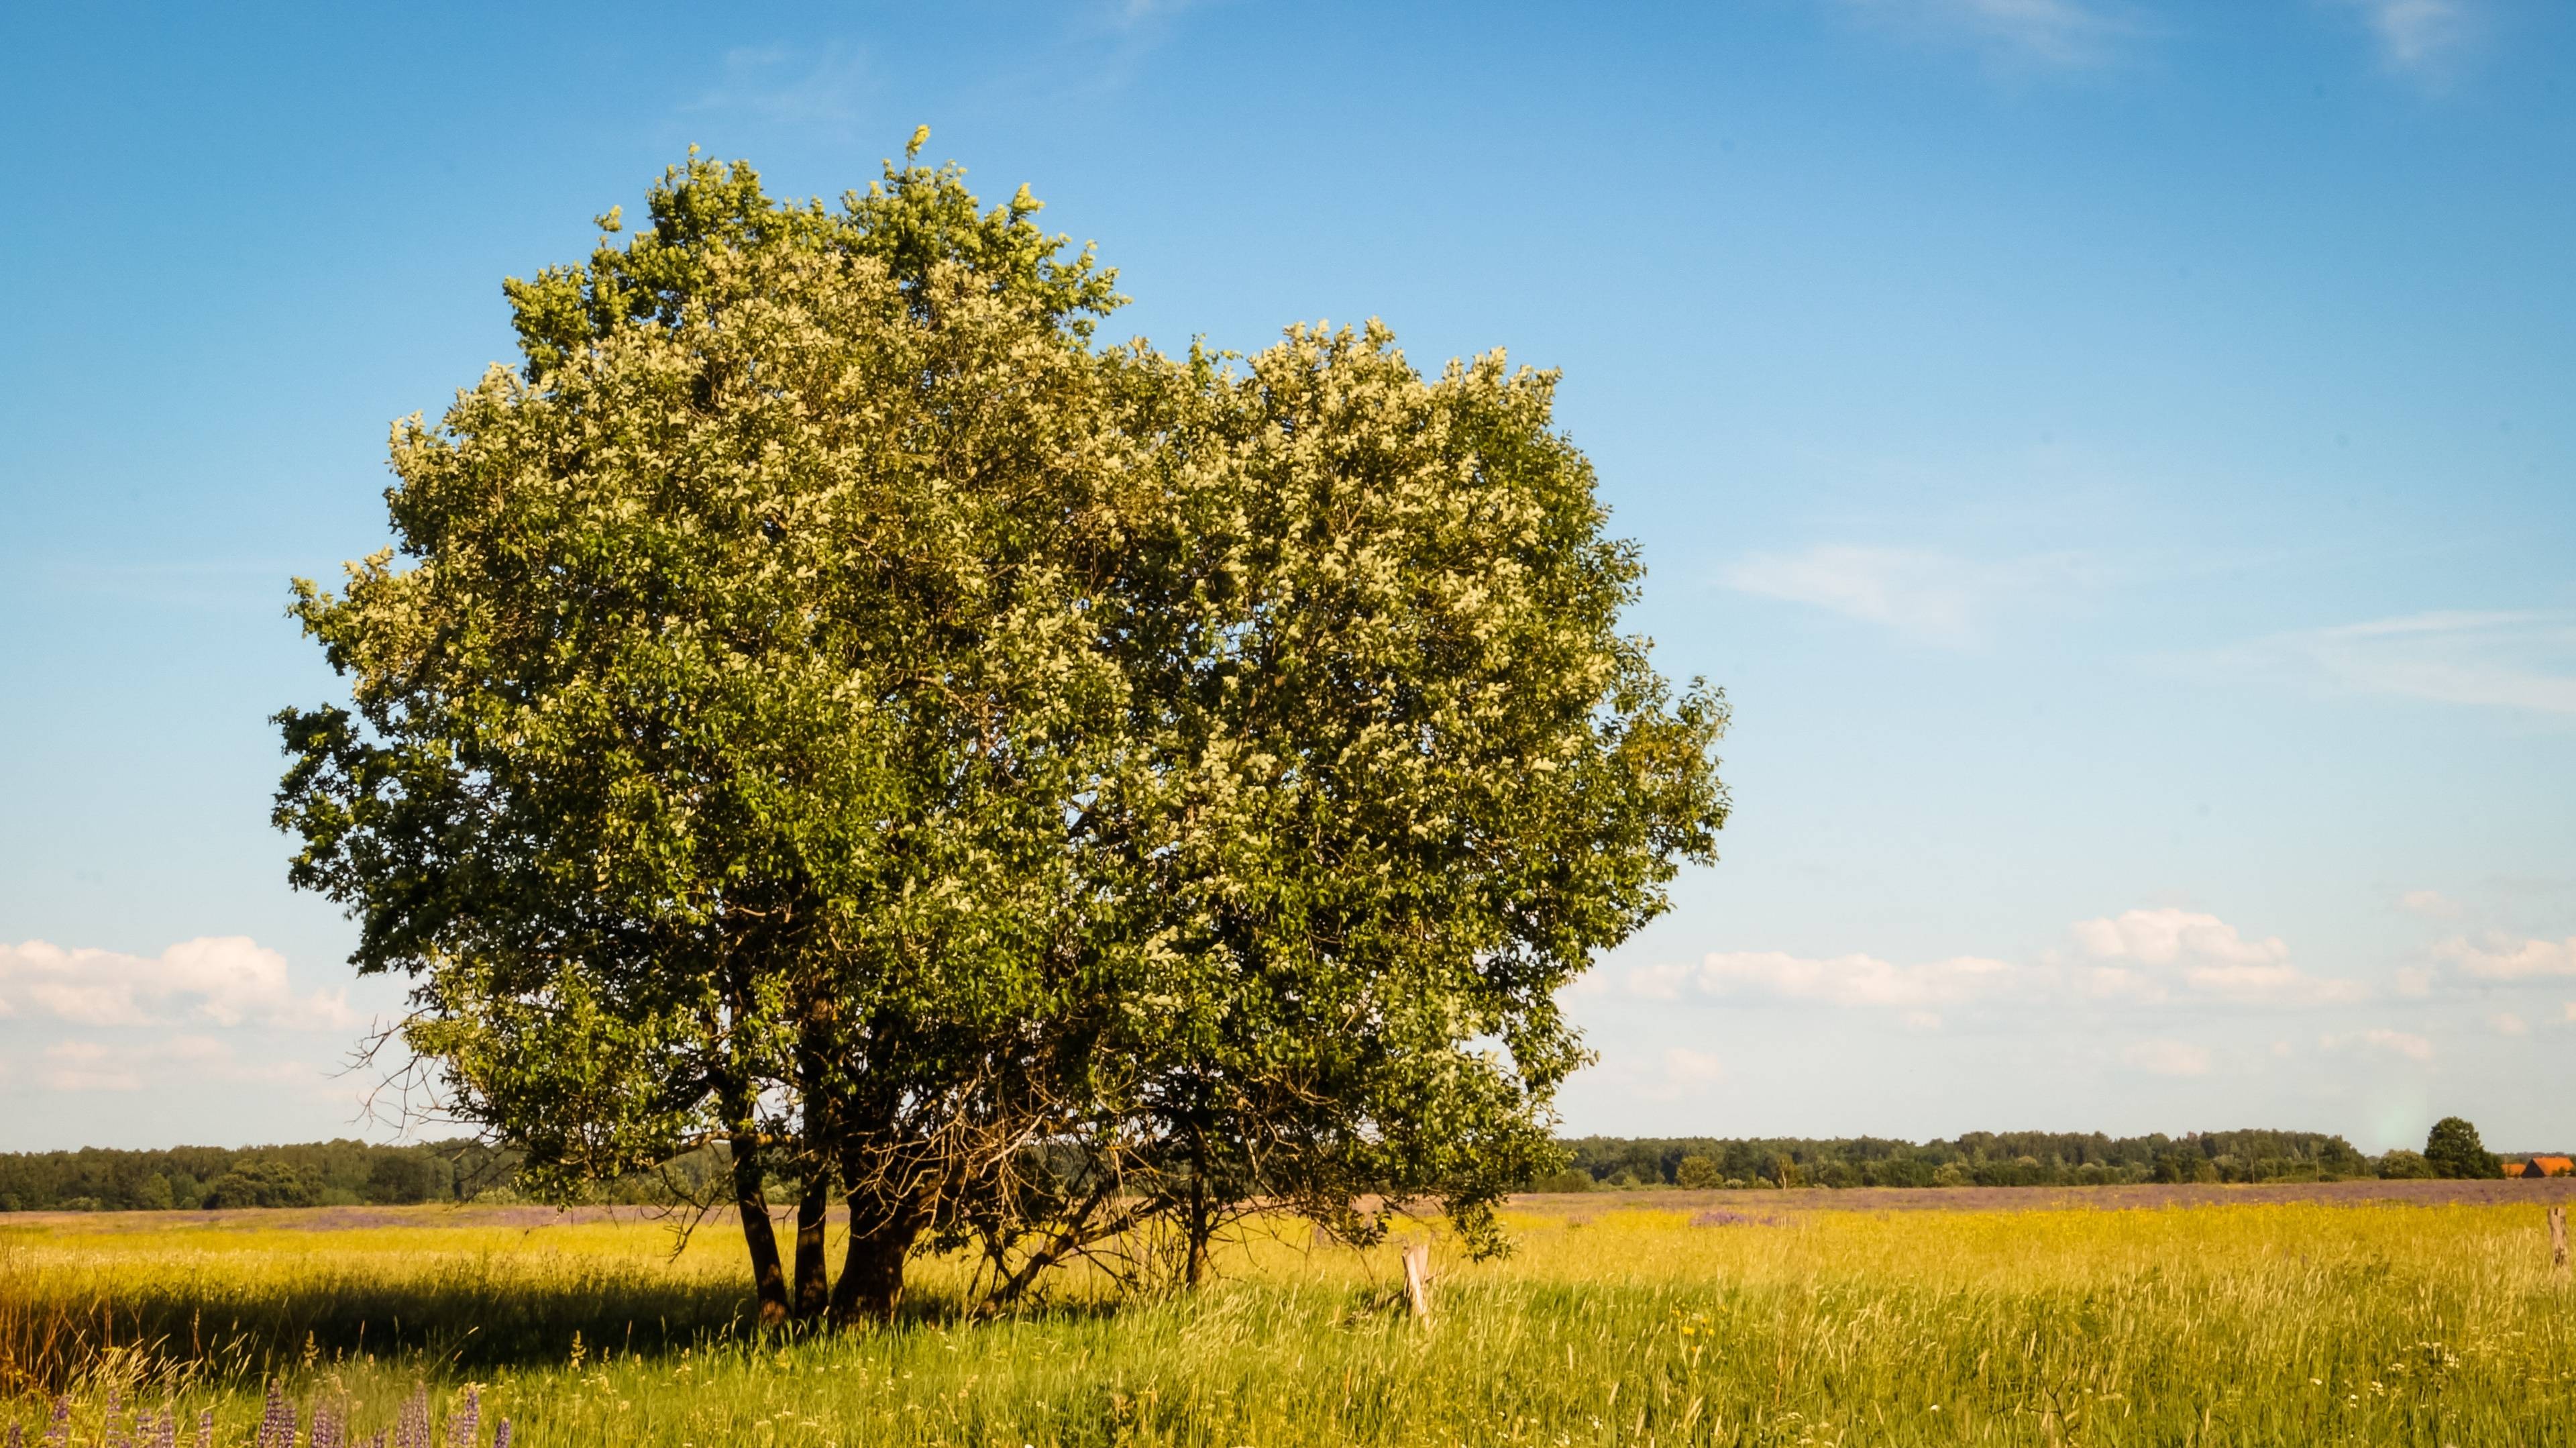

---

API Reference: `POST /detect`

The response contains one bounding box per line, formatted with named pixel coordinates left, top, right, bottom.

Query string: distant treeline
left=0, top=1127, right=2493, bottom=1210
left=1554, top=1130, right=2383, bottom=1190
left=0, top=1139, right=776, bottom=1213
left=0, top=1140, right=521, bottom=1212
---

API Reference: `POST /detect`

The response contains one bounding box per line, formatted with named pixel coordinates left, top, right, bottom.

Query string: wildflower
left=256, top=1382, right=297, bottom=1448
left=390, top=1387, right=433, bottom=1448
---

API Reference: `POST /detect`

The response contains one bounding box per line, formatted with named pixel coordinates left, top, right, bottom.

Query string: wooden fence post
left=1401, top=1241, right=1434, bottom=1323
left=2550, top=1205, right=2567, bottom=1273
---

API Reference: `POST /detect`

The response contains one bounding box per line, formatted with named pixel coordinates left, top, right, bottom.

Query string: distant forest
left=0, top=1140, right=523, bottom=1212
left=1559, top=1130, right=2383, bottom=1190
left=0, top=1128, right=2489, bottom=1212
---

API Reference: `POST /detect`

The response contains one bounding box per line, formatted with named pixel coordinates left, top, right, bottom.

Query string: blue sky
left=2, top=0, right=2569, bottom=1153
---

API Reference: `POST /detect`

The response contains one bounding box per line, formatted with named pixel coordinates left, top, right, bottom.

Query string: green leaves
left=1087, top=321, right=1729, bottom=1262
left=279, top=147, right=1725, bottom=1314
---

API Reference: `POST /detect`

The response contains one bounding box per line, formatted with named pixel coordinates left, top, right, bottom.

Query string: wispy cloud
left=683, top=44, right=876, bottom=136
left=0, top=938, right=358, bottom=1031
left=1637, top=1047, right=1728, bottom=1102
left=1107, top=0, right=1208, bottom=30
left=2322, top=1027, right=2435, bottom=1062
left=2436, top=933, right=2576, bottom=980
left=2122, top=1039, right=2212, bottom=1076
left=2399, top=889, right=2462, bottom=918
left=35, top=1034, right=319, bottom=1094
left=1631, top=907, right=2367, bottom=1017
left=1635, top=950, right=2017, bottom=1010
left=2212, top=611, right=2576, bottom=717
left=1839, top=0, right=2145, bottom=70
left=1721, top=545, right=2094, bottom=648
left=2331, top=0, right=2477, bottom=76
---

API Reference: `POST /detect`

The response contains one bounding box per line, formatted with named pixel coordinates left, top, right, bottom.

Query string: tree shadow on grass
left=1, top=1265, right=759, bottom=1394
left=0, top=1259, right=1200, bottom=1394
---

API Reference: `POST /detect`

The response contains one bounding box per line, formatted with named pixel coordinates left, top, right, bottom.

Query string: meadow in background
left=8, top=1183, right=2576, bottom=1447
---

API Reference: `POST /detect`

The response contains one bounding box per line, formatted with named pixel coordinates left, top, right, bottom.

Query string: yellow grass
left=6, top=1192, right=2574, bottom=1445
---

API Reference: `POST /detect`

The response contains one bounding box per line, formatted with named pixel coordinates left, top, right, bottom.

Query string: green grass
left=7, top=1195, right=2575, bottom=1445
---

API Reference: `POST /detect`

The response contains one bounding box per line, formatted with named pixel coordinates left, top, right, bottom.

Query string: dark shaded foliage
left=2423, top=1117, right=2504, bottom=1180
left=1557, top=1129, right=2373, bottom=1189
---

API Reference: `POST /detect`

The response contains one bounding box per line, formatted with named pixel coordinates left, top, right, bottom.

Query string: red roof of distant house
left=2522, top=1155, right=2574, bottom=1178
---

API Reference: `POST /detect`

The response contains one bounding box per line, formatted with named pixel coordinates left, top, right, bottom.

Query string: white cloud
left=1841, top=0, right=2141, bottom=69
left=2072, top=907, right=2365, bottom=1005
left=2436, top=933, right=2576, bottom=980
left=1663, top=1047, right=1725, bottom=1088
left=2123, top=1039, right=2212, bottom=1076
left=29, top=1034, right=316, bottom=1095
left=1721, top=545, right=2092, bottom=648
left=2364, top=1027, right=2434, bottom=1062
left=1646, top=950, right=2018, bottom=1009
left=2073, top=908, right=2287, bottom=966
left=2395, top=967, right=2436, bottom=998
left=2399, top=889, right=2461, bottom=918
left=2325, top=1027, right=2435, bottom=1062
left=2490, top=1012, right=2529, bottom=1036
left=1633, top=1047, right=1727, bottom=1103
left=1636, top=906, right=2363, bottom=1019
left=2333, top=0, right=2475, bottom=74
left=41, top=1040, right=140, bottom=1093
left=0, top=937, right=358, bottom=1031
left=2222, top=611, right=2576, bottom=716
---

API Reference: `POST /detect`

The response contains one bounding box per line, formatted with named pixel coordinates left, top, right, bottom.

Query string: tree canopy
left=276, top=138, right=1727, bottom=1325
left=2423, top=1117, right=2502, bottom=1180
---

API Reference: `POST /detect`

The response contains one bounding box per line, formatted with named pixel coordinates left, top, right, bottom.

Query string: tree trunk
left=789, top=1037, right=836, bottom=1321
left=791, top=1174, right=833, bottom=1321
left=828, top=1189, right=920, bottom=1326
left=1185, top=1172, right=1212, bottom=1288
left=1183, top=1123, right=1213, bottom=1288
left=729, top=1132, right=791, bottom=1327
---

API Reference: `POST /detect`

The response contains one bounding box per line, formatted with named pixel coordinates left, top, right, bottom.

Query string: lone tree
left=278, top=138, right=1727, bottom=1323
left=2423, top=1117, right=2502, bottom=1180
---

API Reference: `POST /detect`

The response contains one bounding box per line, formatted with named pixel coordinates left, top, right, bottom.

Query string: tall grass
left=7, top=1197, right=2573, bottom=1445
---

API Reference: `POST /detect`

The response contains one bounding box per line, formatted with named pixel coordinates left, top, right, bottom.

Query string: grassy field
left=7, top=1184, right=2576, bottom=1446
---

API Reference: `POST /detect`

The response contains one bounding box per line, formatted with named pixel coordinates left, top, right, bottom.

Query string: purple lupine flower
left=309, top=1403, right=344, bottom=1448
left=41, top=1396, right=70, bottom=1448
left=490, top=1422, right=511, bottom=1448
left=394, top=1388, right=429, bottom=1448
left=364, top=1432, right=390, bottom=1448
left=152, top=1408, right=175, bottom=1448
left=444, top=1388, right=478, bottom=1448
left=256, top=1380, right=297, bottom=1448
left=105, top=1396, right=133, bottom=1448
left=9, top=1414, right=23, bottom=1448
left=195, top=1407, right=215, bottom=1448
